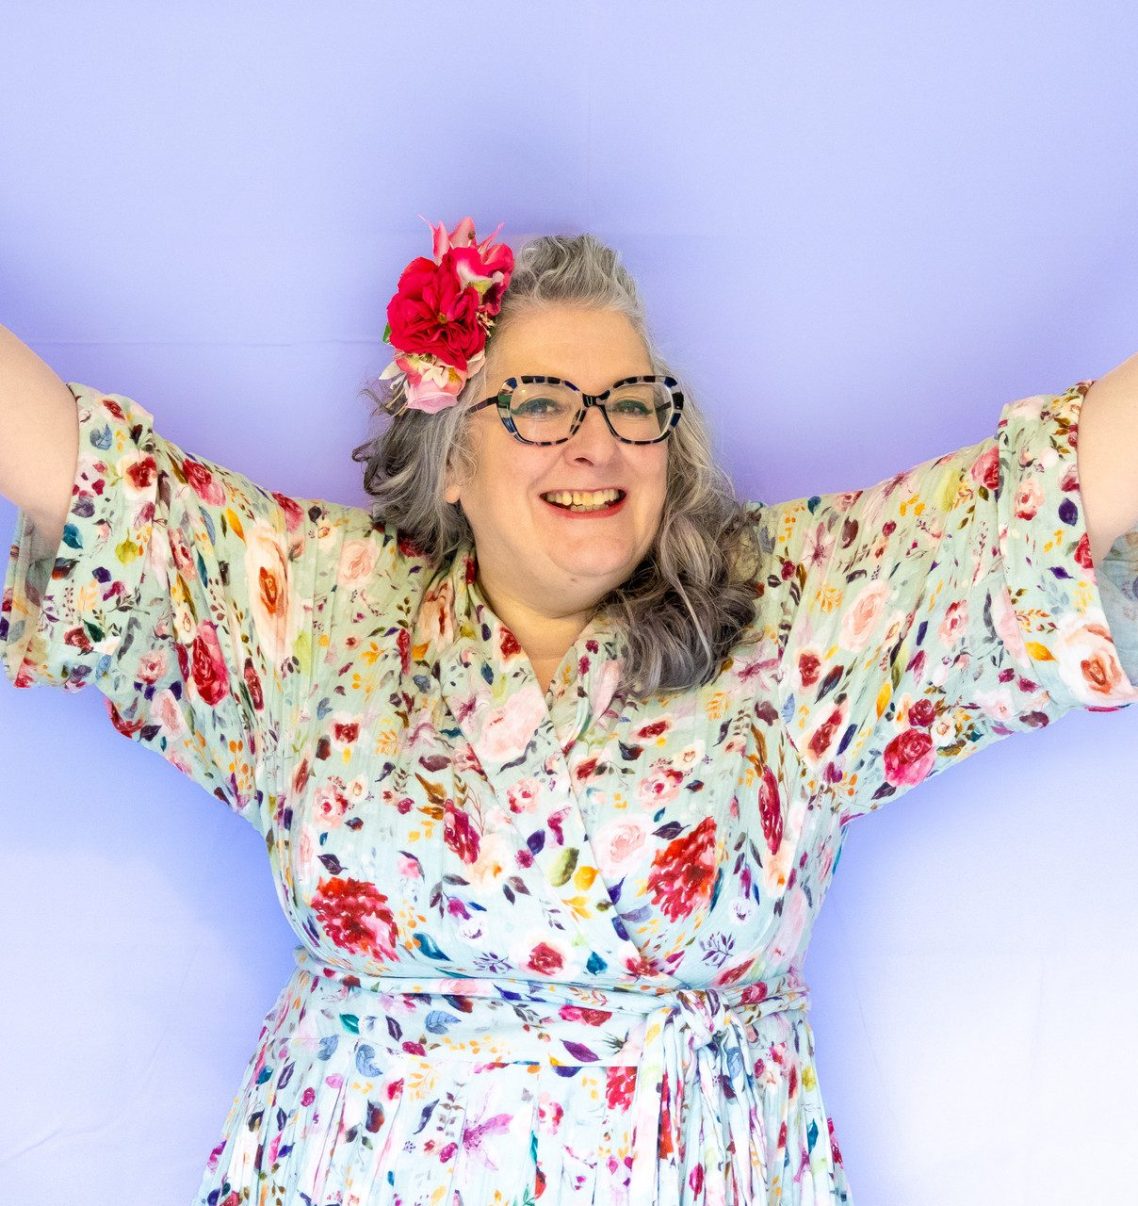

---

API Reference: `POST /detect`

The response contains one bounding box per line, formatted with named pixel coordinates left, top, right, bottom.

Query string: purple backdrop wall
left=2, top=2, right=1136, bottom=1201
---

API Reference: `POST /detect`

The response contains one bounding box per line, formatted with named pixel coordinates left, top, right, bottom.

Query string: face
left=443, top=305, right=669, bottom=619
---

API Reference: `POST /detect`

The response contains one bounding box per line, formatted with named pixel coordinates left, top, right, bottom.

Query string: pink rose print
left=593, top=814, right=649, bottom=880
left=136, top=648, right=167, bottom=685
left=337, top=537, right=379, bottom=588
left=311, top=877, right=398, bottom=960
left=840, top=580, right=891, bottom=653
left=506, top=777, right=541, bottom=814
left=882, top=727, right=936, bottom=788
left=970, top=444, right=1000, bottom=492
left=245, top=525, right=296, bottom=665
left=443, top=797, right=481, bottom=863
left=937, top=598, right=968, bottom=647
left=636, top=764, right=684, bottom=807
left=479, top=685, right=546, bottom=762
left=1012, top=473, right=1044, bottom=521
left=1053, top=616, right=1137, bottom=702
left=770, top=884, right=809, bottom=962
left=907, top=697, right=936, bottom=727
left=648, top=815, right=718, bottom=922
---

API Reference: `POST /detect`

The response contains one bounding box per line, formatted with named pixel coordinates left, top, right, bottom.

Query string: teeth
left=542, top=488, right=623, bottom=509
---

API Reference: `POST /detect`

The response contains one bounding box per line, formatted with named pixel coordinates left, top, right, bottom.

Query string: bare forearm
left=0, top=324, right=79, bottom=552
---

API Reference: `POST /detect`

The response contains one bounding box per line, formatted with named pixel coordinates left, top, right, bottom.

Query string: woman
left=3, top=216, right=1138, bottom=1204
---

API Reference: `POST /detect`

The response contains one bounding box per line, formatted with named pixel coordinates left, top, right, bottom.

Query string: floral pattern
left=4, top=380, right=1138, bottom=1205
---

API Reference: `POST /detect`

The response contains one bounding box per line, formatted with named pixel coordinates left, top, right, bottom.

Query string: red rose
left=242, top=656, right=264, bottom=711
left=186, top=620, right=230, bottom=706
left=1075, top=532, right=1094, bottom=571
left=882, top=727, right=936, bottom=788
left=796, top=649, right=821, bottom=689
left=443, top=797, right=480, bottom=863
left=648, top=815, right=718, bottom=922
left=806, top=703, right=844, bottom=762
left=500, top=627, right=521, bottom=659
left=311, top=876, right=398, bottom=960
left=526, top=941, right=565, bottom=976
left=907, top=697, right=936, bottom=728
left=271, top=491, right=306, bottom=533
left=182, top=459, right=224, bottom=506
left=124, top=454, right=158, bottom=492
left=757, top=764, right=783, bottom=854
left=397, top=627, right=411, bottom=676
left=107, top=699, right=145, bottom=737
left=386, top=253, right=486, bottom=373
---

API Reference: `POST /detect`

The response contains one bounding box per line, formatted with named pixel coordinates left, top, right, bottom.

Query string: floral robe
left=3, top=380, right=1137, bottom=1206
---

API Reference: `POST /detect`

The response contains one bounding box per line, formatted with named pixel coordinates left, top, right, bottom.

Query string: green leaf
left=550, top=847, right=579, bottom=887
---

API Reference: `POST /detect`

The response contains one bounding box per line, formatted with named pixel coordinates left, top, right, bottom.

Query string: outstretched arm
left=0, top=324, right=79, bottom=560
left=1078, top=351, right=1138, bottom=567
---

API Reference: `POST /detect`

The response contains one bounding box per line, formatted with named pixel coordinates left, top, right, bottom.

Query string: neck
left=475, top=574, right=594, bottom=662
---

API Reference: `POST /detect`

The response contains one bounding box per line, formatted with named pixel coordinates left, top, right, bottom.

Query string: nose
left=568, top=402, right=621, bottom=460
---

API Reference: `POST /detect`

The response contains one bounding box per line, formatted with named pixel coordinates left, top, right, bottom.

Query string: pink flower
left=478, top=685, right=546, bottom=762
left=244, top=524, right=298, bottom=665
left=338, top=537, right=379, bottom=588
left=840, top=580, right=891, bottom=652
left=593, top=814, right=650, bottom=879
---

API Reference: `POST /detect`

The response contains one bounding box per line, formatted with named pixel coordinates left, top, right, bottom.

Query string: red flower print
left=882, top=727, right=936, bottom=787
left=648, top=815, right=718, bottom=922
left=805, top=701, right=846, bottom=763
left=796, top=648, right=822, bottom=690
left=270, top=491, right=306, bottom=532
left=605, top=1066, right=636, bottom=1111
left=829, top=1116, right=844, bottom=1165
left=557, top=1005, right=612, bottom=1026
left=178, top=620, right=229, bottom=706
left=526, top=942, right=565, bottom=976
left=311, top=876, right=398, bottom=960
left=970, top=445, right=1000, bottom=492
left=181, top=459, right=225, bottom=506
left=63, top=625, right=94, bottom=655
left=1075, top=531, right=1094, bottom=571
left=242, top=656, right=263, bottom=710
left=907, top=697, right=935, bottom=727
left=500, top=627, right=522, bottom=658
left=396, top=532, right=426, bottom=559
left=107, top=699, right=145, bottom=738
left=443, top=797, right=481, bottom=863
left=102, top=399, right=126, bottom=421
left=124, top=453, right=157, bottom=492
left=757, top=764, right=782, bottom=854
left=397, top=627, right=411, bottom=675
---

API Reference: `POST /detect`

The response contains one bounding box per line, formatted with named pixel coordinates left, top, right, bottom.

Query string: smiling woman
left=6, top=218, right=1138, bottom=1206
left=352, top=231, right=764, bottom=697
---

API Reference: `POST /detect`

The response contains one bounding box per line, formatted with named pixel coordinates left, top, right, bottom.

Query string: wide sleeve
left=0, top=383, right=343, bottom=834
left=758, top=380, right=1138, bottom=825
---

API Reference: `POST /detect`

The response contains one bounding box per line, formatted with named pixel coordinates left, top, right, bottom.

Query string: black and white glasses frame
left=467, top=374, right=685, bottom=446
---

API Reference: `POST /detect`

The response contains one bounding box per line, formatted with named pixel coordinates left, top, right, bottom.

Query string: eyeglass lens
left=507, top=379, right=674, bottom=442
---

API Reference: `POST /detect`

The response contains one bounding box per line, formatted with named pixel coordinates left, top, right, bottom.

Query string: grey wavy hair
left=351, top=232, right=763, bottom=696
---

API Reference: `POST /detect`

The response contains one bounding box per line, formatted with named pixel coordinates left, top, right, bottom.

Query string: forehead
left=487, top=306, right=651, bottom=384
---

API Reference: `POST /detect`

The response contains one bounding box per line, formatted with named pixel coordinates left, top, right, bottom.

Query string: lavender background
left=2, top=2, right=1137, bottom=1202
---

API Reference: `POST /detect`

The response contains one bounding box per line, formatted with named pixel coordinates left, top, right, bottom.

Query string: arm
left=1076, top=351, right=1138, bottom=567
left=0, top=324, right=80, bottom=559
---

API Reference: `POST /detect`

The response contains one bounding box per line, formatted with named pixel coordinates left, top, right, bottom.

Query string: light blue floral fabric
left=3, top=380, right=1136, bottom=1204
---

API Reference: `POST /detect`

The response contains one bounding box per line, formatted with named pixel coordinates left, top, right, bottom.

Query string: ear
left=443, top=457, right=462, bottom=505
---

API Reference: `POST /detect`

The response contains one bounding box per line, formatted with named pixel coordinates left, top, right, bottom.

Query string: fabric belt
left=286, top=945, right=812, bottom=1202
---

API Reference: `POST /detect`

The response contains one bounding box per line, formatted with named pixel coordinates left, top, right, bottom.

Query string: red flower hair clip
left=376, top=215, right=515, bottom=416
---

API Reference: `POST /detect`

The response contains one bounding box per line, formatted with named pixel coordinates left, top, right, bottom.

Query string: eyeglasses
left=467, top=374, right=684, bottom=445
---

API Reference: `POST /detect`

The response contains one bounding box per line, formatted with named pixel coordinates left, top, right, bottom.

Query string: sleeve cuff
left=996, top=380, right=1138, bottom=712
